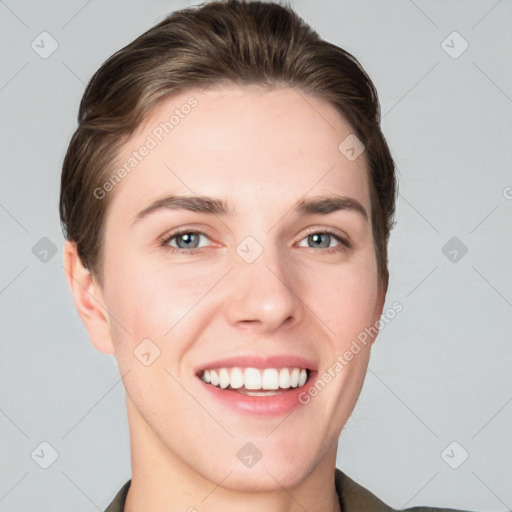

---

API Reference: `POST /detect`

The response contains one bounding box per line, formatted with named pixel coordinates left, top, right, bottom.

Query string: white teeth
left=230, top=367, right=244, bottom=389
left=279, top=368, right=291, bottom=388
left=243, top=390, right=281, bottom=396
left=244, top=368, right=261, bottom=390
left=219, top=368, right=230, bottom=389
left=210, top=370, right=219, bottom=387
left=290, top=368, right=300, bottom=387
left=199, top=366, right=310, bottom=391
left=262, top=368, right=279, bottom=390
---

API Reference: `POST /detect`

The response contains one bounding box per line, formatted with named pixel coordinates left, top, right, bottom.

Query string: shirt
left=104, top=468, right=471, bottom=511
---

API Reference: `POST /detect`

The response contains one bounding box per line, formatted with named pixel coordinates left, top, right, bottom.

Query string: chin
left=200, top=450, right=318, bottom=493
left=224, top=466, right=309, bottom=493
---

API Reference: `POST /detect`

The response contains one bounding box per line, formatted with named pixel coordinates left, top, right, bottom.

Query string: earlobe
left=62, top=240, right=115, bottom=355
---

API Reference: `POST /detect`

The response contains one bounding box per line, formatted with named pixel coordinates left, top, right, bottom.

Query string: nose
left=223, top=248, right=304, bottom=333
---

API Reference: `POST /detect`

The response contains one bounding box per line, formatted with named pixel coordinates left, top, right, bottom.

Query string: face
left=93, top=85, right=384, bottom=490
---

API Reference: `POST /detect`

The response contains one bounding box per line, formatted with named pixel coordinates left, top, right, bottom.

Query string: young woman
left=60, top=1, right=472, bottom=510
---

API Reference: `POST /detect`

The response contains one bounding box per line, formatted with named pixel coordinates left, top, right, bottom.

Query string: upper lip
left=194, top=355, right=318, bottom=376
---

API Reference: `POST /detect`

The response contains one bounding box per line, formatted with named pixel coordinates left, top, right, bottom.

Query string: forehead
left=106, top=85, right=370, bottom=223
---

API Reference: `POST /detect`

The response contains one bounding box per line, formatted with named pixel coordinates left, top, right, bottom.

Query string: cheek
left=104, top=259, right=221, bottom=354
left=307, top=262, right=380, bottom=346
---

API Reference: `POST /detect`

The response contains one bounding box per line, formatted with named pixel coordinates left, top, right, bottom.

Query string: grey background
left=1, top=0, right=511, bottom=510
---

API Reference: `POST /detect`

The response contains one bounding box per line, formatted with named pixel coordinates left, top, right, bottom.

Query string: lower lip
left=197, top=372, right=317, bottom=416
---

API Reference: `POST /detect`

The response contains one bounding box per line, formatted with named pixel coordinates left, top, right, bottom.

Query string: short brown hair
left=59, top=0, right=396, bottom=288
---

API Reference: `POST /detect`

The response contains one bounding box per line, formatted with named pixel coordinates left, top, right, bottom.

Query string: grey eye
left=169, top=232, right=206, bottom=249
left=299, top=232, right=341, bottom=249
left=308, top=233, right=331, bottom=248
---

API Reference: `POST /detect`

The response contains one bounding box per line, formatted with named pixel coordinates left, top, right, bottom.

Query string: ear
left=62, top=240, right=115, bottom=355
left=370, top=275, right=388, bottom=345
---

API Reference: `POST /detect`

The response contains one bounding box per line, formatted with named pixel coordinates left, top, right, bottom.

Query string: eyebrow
left=133, top=194, right=368, bottom=224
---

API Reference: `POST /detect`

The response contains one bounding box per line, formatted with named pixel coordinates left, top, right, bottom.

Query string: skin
left=64, top=85, right=386, bottom=512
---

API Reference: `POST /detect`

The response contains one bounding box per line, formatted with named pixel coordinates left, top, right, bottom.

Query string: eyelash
left=160, top=228, right=351, bottom=255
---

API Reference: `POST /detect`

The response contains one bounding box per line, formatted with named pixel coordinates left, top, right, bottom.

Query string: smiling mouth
left=197, top=367, right=312, bottom=395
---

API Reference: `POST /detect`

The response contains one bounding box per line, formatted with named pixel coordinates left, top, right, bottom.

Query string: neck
left=123, top=395, right=342, bottom=512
